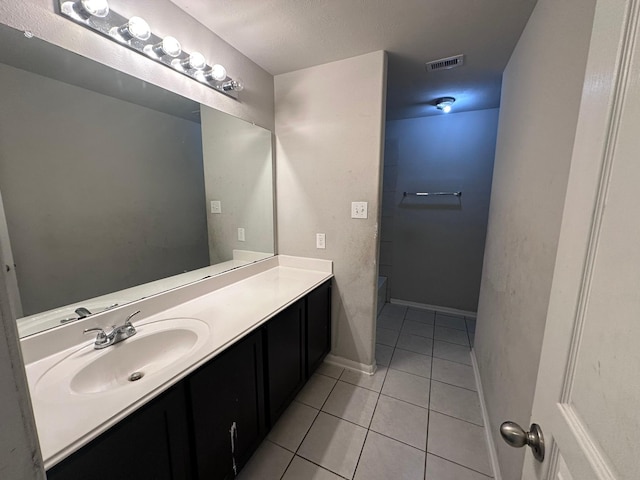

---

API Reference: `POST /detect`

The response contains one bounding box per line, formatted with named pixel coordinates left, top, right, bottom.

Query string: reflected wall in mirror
left=0, top=24, right=275, bottom=337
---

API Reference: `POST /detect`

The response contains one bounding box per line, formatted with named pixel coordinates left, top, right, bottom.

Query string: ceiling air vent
left=425, top=54, right=464, bottom=72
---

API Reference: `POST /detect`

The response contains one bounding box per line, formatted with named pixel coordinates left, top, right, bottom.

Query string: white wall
left=0, top=1, right=275, bottom=476
left=383, top=109, right=498, bottom=312
left=275, top=51, right=387, bottom=370
left=474, top=0, right=597, bottom=478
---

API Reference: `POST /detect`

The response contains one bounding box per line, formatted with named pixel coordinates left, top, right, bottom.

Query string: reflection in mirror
left=0, top=24, right=274, bottom=337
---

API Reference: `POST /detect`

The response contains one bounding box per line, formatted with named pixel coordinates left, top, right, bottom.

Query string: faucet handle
left=83, top=327, right=109, bottom=343
left=124, top=310, right=141, bottom=328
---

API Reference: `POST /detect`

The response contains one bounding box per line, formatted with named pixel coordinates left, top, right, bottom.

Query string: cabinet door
left=306, top=280, right=332, bottom=377
left=46, top=384, right=191, bottom=480
left=189, top=329, right=265, bottom=480
left=265, top=300, right=305, bottom=425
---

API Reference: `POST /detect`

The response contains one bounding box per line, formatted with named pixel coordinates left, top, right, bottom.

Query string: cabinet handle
left=230, top=421, right=238, bottom=475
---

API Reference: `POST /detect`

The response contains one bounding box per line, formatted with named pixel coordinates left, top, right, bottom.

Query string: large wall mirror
left=0, top=24, right=275, bottom=338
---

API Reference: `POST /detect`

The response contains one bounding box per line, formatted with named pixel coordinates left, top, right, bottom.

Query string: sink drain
left=129, top=371, right=144, bottom=382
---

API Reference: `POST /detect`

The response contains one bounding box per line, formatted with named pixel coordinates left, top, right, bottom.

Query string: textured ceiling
left=169, top=0, right=537, bottom=119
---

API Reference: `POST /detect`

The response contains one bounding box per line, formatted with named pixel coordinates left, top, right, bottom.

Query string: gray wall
left=0, top=63, right=209, bottom=316
left=382, top=109, right=498, bottom=312
left=0, top=1, right=275, bottom=475
left=276, top=51, right=387, bottom=370
left=201, top=106, right=274, bottom=263
left=474, top=0, right=597, bottom=478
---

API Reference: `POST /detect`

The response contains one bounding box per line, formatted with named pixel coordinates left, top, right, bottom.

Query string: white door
left=516, top=0, right=640, bottom=479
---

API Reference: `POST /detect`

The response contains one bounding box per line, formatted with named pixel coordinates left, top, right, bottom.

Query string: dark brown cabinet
left=46, top=280, right=331, bottom=480
left=306, top=280, right=332, bottom=377
left=188, top=329, right=265, bottom=480
left=46, top=384, right=192, bottom=480
left=264, top=300, right=305, bottom=426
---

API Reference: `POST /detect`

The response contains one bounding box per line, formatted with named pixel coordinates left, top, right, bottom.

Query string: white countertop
left=21, top=255, right=332, bottom=469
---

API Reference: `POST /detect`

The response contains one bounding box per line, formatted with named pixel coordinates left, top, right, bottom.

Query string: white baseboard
left=390, top=298, right=477, bottom=318
left=471, top=348, right=502, bottom=480
left=324, top=353, right=376, bottom=375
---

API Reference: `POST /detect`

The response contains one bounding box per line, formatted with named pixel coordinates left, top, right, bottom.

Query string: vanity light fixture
left=57, top=0, right=241, bottom=99
left=436, top=97, right=456, bottom=113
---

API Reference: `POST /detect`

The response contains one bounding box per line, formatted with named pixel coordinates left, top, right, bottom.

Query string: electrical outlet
left=210, top=200, right=222, bottom=214
left=316, top=233, right=326, bottom=249
left=351, top=201, right=368, bottom=219
left=238, top=228, right=245, bottom=242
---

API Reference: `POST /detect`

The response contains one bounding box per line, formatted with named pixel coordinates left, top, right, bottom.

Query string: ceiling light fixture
left=436, top=97, right=456, bottom=113
left=56, top=0, right=242, bottom=98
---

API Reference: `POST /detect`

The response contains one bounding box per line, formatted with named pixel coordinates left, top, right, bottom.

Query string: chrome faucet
left=83, top=311, right=140, bottom=349
left=75, top=307, right=92, bottom=319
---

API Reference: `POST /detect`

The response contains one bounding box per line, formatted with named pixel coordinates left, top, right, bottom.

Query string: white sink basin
left=34, top=318, right=210, bottom=398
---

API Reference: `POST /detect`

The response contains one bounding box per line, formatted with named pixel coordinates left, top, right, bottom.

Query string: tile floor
left=238, top=304, right=492, bottom=480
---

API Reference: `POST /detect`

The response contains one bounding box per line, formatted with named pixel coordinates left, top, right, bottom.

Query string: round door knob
left=500, top=421, right=545, bottom=462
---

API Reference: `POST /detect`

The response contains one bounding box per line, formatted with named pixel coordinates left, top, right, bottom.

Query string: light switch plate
left=316, top=233, right=326, bottom=249
left=210, top=200, right=222, bottom=214
left=351, top=201, right=368, bottom=219
left=238, top=228, right=245, bottom=242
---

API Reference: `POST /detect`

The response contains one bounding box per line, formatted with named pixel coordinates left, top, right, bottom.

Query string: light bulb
left=80, top=0, right=109, bottom=18
left=187, top=52, right=207, bottom=70
left=62, top=0, right=109, bottom=19
left=222, top=78, right=244, bottom=92
left=173, top=52, right=207, bottom=71
left=210, top=64, right=227, bottom=81
left=115, top=16, right=151, bottom=41
left=145, top=36, right=182, bottom=58
left=435, top=97, right=455, bottom=113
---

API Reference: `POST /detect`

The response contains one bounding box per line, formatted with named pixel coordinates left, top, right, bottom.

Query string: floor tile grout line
left=319, top=390, right=381, bottom=430
left=396, top=328, right=472, bottom=347
left=394, top=346, right=434, bottom=358
left=367, top=426, right=429, bottom=453
left=351, top=327, right=393, bottom=478
left=290, top=378, right=340, bottom=462
left=424, top=310, right=435, bottom=478
left=277, top=444, right=297, bottom=480
left=377, top=391, right=430, bottom=412
left=386, top=364, right=432, bottom=380
left=427, top=452, right=494, bottom=478
left=428, top=376, right=478, bottom=393
left=288, top=455, right=351, bottom=480
left=428, top=407, right=485, bottom=428
left=273, top=406, right=320, bottom=454
left=432, top=336, right=471, bottom=347
left=432, top=357, right=473, bottom=367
